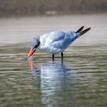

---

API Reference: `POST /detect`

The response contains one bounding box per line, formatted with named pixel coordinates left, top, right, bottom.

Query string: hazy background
left=0, top=0, right=107, bottom=17
left=0, top=0, right=107, bottom=45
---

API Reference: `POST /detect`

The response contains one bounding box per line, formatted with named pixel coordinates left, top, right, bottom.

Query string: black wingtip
left=76, top=26, right=84, bottom=33
left=80, top=27, right=91, bottom=36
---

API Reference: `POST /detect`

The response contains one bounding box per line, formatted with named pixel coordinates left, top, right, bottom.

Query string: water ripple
left=0, top=45, right=107, bottom=107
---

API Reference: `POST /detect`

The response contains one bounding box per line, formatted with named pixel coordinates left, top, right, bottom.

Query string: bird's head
left=28, top=37, right=40, bottom=57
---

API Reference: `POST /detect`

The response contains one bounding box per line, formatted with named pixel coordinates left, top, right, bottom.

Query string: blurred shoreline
left=0, top=12, right=107, bottom=19
left=0, top=0, right=107, bottom=17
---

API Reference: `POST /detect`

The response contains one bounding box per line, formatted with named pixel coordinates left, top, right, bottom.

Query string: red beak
left=28, top=49, right=36, bottom=57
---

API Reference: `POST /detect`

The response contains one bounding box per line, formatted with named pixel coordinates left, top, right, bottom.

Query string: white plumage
left=39, top=31, right=80, bottom=53
left=28, top=26, right=91, bottom=60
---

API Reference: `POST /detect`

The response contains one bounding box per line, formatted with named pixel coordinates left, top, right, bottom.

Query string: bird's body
left=28, top=26, right=91, bottom=61
left=39, top=31, right=80, bottom=53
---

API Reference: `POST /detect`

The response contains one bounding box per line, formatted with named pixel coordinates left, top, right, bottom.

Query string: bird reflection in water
left=28, top=57, right=40, bottom=75
left=28, top=57, right=78, bottom=106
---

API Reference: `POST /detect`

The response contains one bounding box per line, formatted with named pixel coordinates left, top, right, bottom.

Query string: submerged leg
left=52, top=54, right=55, bottom=61
left=61, top=52, right=63, bottom=62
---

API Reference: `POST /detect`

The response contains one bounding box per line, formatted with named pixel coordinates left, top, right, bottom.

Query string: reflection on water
left=40, top=62, right=73, bottom=107
left=0, top=44, right=107, bottom=107
left=29, top=59, right=79, bottom=107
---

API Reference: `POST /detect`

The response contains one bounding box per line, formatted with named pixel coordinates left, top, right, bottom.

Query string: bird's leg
left=52, top=54, right=55, bottom=61
left=61, top=52, right=63, bottom=62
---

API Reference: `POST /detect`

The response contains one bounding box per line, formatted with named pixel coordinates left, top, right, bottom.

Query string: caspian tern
left=28, top=26, right=91, bottom=61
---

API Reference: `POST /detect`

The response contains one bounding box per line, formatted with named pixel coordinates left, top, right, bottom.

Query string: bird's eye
left=34, top=42, right=40, bottom=48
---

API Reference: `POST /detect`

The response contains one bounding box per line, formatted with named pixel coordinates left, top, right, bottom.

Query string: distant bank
left=0, top=0, right=107, bottom=17
left=0, top=14, right=107, bottom=45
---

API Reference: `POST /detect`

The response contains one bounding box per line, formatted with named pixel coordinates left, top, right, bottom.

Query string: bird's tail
left=76, top=26, right=91, bottom=36
left=76, top=26, right=84, bottom=33
left=80, top=27, right=91, bottom=36
left=71, top=26, right=91, bottom=42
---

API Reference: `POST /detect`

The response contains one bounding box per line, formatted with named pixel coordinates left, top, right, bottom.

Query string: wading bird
left=28, top=26, right=91, bottom=61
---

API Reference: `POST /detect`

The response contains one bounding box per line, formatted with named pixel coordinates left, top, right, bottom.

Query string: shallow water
left=0, top=44, right=107, bottom=107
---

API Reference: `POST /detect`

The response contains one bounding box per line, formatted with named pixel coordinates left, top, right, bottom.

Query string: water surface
left=0, top=44, right=107, bottom=107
